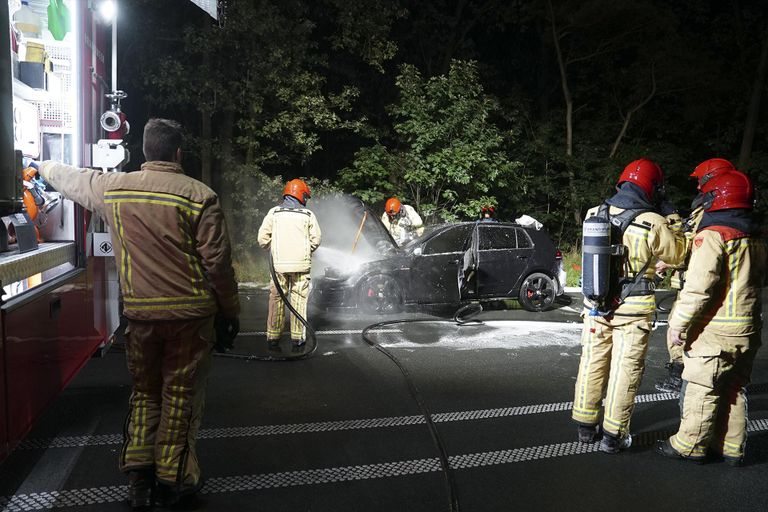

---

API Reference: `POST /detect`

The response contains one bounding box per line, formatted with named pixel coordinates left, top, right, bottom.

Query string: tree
left=339, top=60, right=522, bottom=222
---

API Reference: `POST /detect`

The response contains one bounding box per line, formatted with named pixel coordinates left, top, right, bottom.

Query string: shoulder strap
left=609, top=208, right=651, bottom=234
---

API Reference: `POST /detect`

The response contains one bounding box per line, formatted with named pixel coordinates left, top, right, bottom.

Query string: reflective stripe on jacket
left=39, top=161, right=240, bottom=321
left=257, top=206, right=321, bottom=273
left=669, top=227, right=767, bottom=337
left=583, top=205, right=686, bottom=316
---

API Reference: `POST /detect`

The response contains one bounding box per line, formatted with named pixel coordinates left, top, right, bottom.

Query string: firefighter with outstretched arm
left=28, top=119, right=240, bottom=509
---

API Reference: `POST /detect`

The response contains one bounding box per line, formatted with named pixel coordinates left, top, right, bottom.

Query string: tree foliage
left=339, top=60, right=522, bottom=222
left=123, top=0, right=768, bottom=256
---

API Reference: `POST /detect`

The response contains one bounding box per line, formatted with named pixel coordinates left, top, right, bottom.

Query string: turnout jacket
left=257, top=205, right=321, bottom=273
left=584, top=205, right=686, bottom=316
left=381, top=204, right=424, bottom=246
left=669, top=226, right=766, bottom=338
left=39, top=161, right=239, bottom=321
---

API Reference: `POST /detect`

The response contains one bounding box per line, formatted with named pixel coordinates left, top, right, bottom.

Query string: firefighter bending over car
left=654, top=157, right=737, bottom=394
left=258, top=179, right=321, bottom=349
left=657, top=169, right=766, bottom=466
left=574, top=158, right=687, bottom=453
left=381, top=196, right=424, bottom=245
left=32, top=119, right=240, bottom=510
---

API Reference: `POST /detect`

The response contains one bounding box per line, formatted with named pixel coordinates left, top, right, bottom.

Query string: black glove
left=214, top=314, right=240, bottom=353
left=658, top=200, right=677, bottom=216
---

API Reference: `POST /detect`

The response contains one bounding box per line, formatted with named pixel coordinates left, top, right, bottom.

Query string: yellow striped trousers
left=267, top=271, right=310, bottom=341
left=572, top=312, right=652, bottom=438
left=669, top=330, right=759, bottom=461
left=119, top=316, right=214, bottom=487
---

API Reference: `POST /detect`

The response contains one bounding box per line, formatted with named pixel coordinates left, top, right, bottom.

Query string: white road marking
left=5, top=419, right=768, bottom=510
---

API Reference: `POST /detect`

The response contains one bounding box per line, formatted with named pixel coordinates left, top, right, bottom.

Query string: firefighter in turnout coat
left=573, top=158, right=687, bottom=453
left=655, top=158, right=737, bottom=394
left=658, top=170, right=766, bottom=465
left=257, top=179, right=321, bottom=346
left=36, top=119, right=240, bottom=509
left=381, top=197, right=424, bottom=246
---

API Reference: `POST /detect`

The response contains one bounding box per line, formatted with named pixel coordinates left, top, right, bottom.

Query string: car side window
left=516, top=228, right=533, bottom=248
left=422, top=225, right=473, bottom=255
left=479, top=226, right=517, bottom=250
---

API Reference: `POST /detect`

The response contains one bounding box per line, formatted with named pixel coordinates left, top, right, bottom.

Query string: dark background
left=114, top=0, right=768, bottom=251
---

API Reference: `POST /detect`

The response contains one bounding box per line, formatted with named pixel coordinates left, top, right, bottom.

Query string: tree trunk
left=547, top=0, right=579, bottom=223
left=738, top=27, right=768, bottom=169
left=218, top=109, right=235, bottom=213
left=609, top=66, right=656, bottom=159
left=548, top=0, right=573, bottom=157
left=200, top=109, right=212, bottom=186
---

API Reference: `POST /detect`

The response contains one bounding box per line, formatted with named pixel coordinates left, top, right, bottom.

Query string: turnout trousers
left=267, top=271, right=310, bottom=341
left=119, top=316, right=214, bottom=487
left=572, top=313, right=652, bottom=438
left=668, top=331, right=760, bottom=461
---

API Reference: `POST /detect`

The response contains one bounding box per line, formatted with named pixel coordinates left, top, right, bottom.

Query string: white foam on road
left=378, top=321, right=583, bottom=350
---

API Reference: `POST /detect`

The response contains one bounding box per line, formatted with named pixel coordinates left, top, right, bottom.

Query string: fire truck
left=0, top=0, right=123, bottom=462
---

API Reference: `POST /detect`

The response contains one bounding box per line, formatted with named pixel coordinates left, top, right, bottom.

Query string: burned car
left=309, top=198, right=565, bottom=313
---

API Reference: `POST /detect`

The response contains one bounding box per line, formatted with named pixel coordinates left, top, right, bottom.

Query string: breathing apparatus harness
left=582, top=203, right=653, bottom=317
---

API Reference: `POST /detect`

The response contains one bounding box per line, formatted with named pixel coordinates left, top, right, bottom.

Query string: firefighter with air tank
left=574, top=158, right=687, bottom=453
left=657, top=168, right=766, bottom=466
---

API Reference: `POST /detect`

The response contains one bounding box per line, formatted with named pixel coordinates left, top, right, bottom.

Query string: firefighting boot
left=654, top=362, right=683, bottom=394
left=656, top=440, right=705, bottom=464
left=155, top=478, right=205, bottom=508
left=599, top=432, right=632, bottom=454
left=126, top=469, right=154, bottom=511
left=577, top=424, right=599, bottom=443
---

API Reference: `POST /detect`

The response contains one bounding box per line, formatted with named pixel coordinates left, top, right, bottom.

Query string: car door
left=458, top=223, right=479, bottom=301
left=476, top=224, right=534, bottom=298
left=410, top=224, right=473, bottom=304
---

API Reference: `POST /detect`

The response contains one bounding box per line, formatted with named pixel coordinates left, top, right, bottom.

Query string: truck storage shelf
left=0, top=241, right=76, bottom=286
left=12, top=77, right=49, bottom=102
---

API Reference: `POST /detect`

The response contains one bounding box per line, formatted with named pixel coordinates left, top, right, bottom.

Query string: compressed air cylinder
left=581, top=216, right=612, bottom=302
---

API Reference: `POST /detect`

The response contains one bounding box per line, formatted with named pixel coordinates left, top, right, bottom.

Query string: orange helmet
left=617, top=158, right=663, bottom=201
left=699, top=170, right=754, bottom=212
left=283, top=179, right=311, bottom=205
left=691, top=158, right=735, bottom=188
left=385, top=197, right=402, bottom=216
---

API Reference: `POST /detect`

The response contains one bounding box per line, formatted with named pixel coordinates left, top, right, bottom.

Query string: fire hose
left=214, top=252, right=318, bottom=362
left=359, top=302, right=483, bottom=512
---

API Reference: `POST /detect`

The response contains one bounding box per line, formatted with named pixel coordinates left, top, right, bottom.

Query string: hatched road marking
left=4, top=419, right=768, bottom=511
left=18, top=392, right=678, bottom=450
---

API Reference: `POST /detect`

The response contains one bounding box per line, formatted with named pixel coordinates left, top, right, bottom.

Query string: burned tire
left=357, top=274, right=403, bottom=314
left=518, top=272, right=556, bottom=312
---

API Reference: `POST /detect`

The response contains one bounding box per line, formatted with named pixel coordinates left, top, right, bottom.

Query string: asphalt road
left=2, top=289, right=768, bottom=512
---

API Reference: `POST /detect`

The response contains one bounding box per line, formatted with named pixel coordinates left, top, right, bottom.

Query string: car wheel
left=518, top=272, right=556, bottom=312
left=357, top=274, right=403, bottom=314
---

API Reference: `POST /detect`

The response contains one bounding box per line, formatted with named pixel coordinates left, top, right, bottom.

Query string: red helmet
left=481, top=205, right=495, bottom=215
left=617, top=158, right=663, bottom=201
left=691, top=158, right=735, bottom=188
left=385, top=197, right=402, bottom=216
left=699, top=170, right=754, bottom=212
left=283, top=179, right=311, bottom=205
